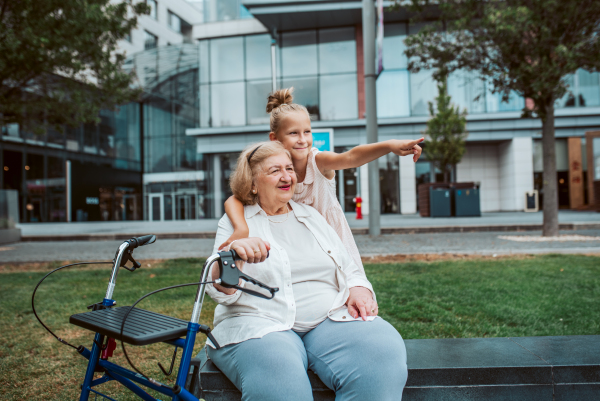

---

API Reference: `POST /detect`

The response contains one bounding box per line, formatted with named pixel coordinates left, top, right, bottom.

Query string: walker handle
left=217, top=250, right=279, bottom=300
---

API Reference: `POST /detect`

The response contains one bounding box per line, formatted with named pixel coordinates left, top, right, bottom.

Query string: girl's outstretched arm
left=219, top=196, right=249, bottom=250
left=315, top=137, right=424, bottom=177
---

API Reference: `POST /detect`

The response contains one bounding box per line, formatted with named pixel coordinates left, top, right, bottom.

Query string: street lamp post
left=362, top=0, right=380, bottom=235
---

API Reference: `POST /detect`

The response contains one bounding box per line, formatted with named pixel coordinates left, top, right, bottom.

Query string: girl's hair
left=266, top=87, right=311, bottom=134
left=230, top=141, right=292, bottom=205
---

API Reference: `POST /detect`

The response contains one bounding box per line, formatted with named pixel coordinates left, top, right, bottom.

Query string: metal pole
left=362, top=0, right=380, bottom=235
left=66, top=160, right=71, bottom=223
left=270, top=34, right=277, bottom=92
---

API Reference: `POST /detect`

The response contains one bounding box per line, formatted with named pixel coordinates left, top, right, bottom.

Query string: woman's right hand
left=211, top=237, right=271, bottom=295
left=228, top=237, right=271, bottom=265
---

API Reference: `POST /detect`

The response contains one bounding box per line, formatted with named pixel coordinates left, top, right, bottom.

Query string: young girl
left=220, top=87, right=423, bottom=276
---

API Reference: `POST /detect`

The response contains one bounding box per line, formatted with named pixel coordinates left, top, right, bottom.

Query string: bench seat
left=187, top=335, right=600, bottom=401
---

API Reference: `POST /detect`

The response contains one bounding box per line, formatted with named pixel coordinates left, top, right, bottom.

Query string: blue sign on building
left=312, top=129, right=334, bottom=152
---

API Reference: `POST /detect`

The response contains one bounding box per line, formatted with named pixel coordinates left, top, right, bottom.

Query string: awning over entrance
left=243, top=0, right=363, bottom=32
left=243, top=0, right=415, bottom=32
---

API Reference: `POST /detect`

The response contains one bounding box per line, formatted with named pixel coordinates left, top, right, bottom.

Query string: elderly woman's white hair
left=230, top=141, right=292, bottom=205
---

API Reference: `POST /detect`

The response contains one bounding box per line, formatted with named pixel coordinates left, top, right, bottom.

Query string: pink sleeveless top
left=292, top=147, right=365, bottom=275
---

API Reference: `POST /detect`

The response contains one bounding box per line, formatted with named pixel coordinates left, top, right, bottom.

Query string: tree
left=396, top=0, right=600, bottom=236
left=423, top=77, right=467, bottom=183
left=0, top=0, right=149, bottom=134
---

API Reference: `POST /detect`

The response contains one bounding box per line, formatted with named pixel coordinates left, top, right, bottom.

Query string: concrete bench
left=187, top=335, right=600, bottom=400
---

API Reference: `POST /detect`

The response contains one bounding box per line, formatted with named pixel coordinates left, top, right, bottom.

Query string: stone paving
left=17, top=210, right=600, bottom=238
left=1, top=229, right=599, bottom=263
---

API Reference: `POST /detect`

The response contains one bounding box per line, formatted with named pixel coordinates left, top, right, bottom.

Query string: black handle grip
left=127, top=235, right=157, bottom=249
left=217, top=250, right=278, bottom=300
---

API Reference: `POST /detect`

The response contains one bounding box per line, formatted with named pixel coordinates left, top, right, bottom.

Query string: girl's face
left=269, top=111, right=312, bottom=162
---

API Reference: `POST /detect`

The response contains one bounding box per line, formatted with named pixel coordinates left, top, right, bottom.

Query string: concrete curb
left=20, top=231, right=217, bottom=242
left=0, top=228, right=21, bottom=244
left=354, top=222, right=600, bottom=235
left=19, top=223, right=600, bottom=242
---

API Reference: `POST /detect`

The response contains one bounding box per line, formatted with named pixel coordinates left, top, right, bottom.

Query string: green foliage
left=423, top=78, right=467, bottom=183
left=0, top=0, right=149, bottom=134
left=397, top=0, right=600, bottom=121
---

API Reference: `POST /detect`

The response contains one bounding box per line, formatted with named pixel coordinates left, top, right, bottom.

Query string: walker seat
left=70, top=306, right=188, bottom=346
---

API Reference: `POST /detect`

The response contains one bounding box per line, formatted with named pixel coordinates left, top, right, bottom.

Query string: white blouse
left=268, top=209, right=339, bottom=332
left=205, top=200, right=376, bottom=348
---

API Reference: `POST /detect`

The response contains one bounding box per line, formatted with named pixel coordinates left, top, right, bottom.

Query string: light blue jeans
left=206, top=318, right=408, bottom=401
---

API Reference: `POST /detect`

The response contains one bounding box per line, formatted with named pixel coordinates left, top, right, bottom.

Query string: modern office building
left=0, top=0, right=203, bottom=223
left=2, top=0, right=600, bottom=223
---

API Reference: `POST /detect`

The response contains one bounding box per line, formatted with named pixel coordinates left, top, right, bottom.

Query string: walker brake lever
left=119, top=249, right=141, bottom=272
left=217, top=250, right=279, bottom=300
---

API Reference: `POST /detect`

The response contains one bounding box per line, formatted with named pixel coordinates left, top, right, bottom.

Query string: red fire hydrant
left=353, top=196, right=363, bottom=220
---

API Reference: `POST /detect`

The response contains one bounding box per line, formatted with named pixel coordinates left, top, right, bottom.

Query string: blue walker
left=32, top=235, right=277, bottom=400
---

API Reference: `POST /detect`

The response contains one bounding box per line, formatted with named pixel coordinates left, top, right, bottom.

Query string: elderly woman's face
left=254, top=153, right=297, bottom=206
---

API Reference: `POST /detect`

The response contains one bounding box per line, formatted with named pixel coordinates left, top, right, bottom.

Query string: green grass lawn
left=1, top=255, right=599, bottom=400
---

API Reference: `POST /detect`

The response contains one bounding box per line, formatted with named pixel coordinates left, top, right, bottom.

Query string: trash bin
left=454, top=186, right=481, bottom=217
left=418, top=183, right=450, bottom=217
left=429, top=187, right=452, bottom=217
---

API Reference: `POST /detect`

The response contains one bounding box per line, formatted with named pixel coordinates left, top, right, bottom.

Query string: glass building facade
left=377, top=22, right=525, bottom=118
left=201, top=0, right=252, bottom=23
left=1, top=102, right=142, bottom=223
left=198, top=28, right=359, bottom=128
left=3, top=16, right=600, bottom=223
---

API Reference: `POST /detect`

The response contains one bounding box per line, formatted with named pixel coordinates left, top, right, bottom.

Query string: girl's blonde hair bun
left=266, top=87, right=310, bottom=133
left=266, top=88, right=294, bottom=113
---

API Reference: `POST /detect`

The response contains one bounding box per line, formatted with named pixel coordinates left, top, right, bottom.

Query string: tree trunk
left=443, top=168, right=450, bottom=184
left=542, top=103, right=559, bottom=236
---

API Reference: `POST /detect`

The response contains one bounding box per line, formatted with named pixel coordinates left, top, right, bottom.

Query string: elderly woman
left=206, top=141, right=408, bottom=401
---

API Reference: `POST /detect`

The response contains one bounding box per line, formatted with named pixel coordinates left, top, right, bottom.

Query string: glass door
left=379, top=154, right=400, bottom=214
left=594, top=137, right=600, bottom=180
left=585, top=131, right=600, bottom=208
left=122, top=195, right=137, bottom=221
left=176, top=193, right=197, bottom=220
left=149, top=194, right=163, bottom=221
left=342, top=168, right=359, bottom=212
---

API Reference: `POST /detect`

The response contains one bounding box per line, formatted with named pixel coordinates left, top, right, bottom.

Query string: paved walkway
left=2, top=229, right=599, bottom=263
left=17, top=210, right=600, bottom=239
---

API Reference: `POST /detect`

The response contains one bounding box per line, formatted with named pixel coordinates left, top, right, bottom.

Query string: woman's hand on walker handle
left=389, top=137, right=424, bottom=162
left=347, top=286, right=378, bottom=321
left=212, top=237, right=271, bottom=295
left=228, top=237, right=271, bottom=265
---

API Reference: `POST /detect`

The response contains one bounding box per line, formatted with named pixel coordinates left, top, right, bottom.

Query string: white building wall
left=456, top=144, right=501, bottom=212
left=498, top=137, right=534, bottom=211
left=115, top=0, right=203, bottom=56
left=399, top=155, right=417, bottom=214
left=193, top=18, right=267, bottom=40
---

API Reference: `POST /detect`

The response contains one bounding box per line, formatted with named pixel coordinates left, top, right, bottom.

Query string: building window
left=318, top=27, right=357, bottom=120
left=203, top=0, right=253, bottom=23
left=447, top=70, right=486, bottom=114
left=280, top=27, right=358, bottom=121
left=146, top=0, right=157, bottom=20
left=377, top=70, right=410, bottom=118
left=377, top=23, right=410, bottom=118
left=144, top=30, right=157, bottom=50
left=377, top=22, right=525, bottom=117
left=168, top=11, right=182, bottom=33
left=556, top=69, right=600, bottom=108
left=198, top=29, right=359, bottom=127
